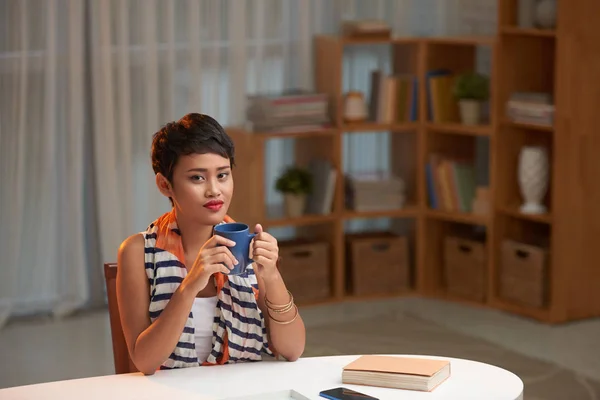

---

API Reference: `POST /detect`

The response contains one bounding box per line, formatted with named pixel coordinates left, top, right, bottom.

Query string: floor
left=1, top=297, right=599, bottom=399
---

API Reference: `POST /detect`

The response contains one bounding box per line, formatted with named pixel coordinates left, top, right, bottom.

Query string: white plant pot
left=459, top=100, right=482, bottom=125
left=518, top=146, right=549, bottom=214
left=284, top=193, right=306, bottom=218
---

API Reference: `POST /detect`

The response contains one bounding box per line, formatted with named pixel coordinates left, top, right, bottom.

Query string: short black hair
left=151, top=113, right=235, bottom=183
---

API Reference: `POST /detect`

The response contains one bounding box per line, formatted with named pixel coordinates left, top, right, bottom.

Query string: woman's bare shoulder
left=119, top=233, right=145, bottom=255
left=118, top=233, right=146, bottom=273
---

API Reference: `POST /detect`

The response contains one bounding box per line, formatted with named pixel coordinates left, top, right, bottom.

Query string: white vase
left=459, top=100, right=481, bottom=125
left=518, top=146, right=549, bottom=214
left=535, top=0, right=557, bottom=29
left=284, top=193, right=306, bottom=218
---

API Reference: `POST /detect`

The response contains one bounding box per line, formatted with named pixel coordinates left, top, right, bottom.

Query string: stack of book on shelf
left=506, top=92, right=554, bottom=127
left=425, top=69, right=460, bottom=123
left=368, top=70, right=418, bottom=123
left=245, top=89, right=331, bottom=133
left=342, top=355, right=451, bottom=392
left=305, top=159, right=337, bottom=215
left=345, top=171, right=406, bottom=212
left=426, top=154, right=477, bottom=213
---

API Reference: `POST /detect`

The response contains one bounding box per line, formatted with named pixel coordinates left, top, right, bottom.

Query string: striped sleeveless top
left=143, top=210, right=274, bottom=369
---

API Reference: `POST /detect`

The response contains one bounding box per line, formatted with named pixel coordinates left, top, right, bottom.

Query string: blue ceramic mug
left=213, top=222, right=256, bottom=275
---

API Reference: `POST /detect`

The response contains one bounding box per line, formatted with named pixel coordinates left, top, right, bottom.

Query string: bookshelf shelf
left=424, top=35, right=497, bottom=46
left=391, top=123, right=421, bottom=132
left=500, top=27, right=556, bottom=38
left=343, top=206, right=420, bottom=220
left=501, top=120, right=553, bottom=133
left=498, top=206, right=552, bottom=224
left=425, top=209, right=490, bottom=226
left=265, top=208, right=338, bottom=228
left=227, top=0, right=600, bottom=323
left=342, top=122, right=419, bottom=133
left=426, top=123, right=493, bottom=137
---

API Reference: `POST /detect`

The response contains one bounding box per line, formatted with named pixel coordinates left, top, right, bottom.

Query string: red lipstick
left=203, top=199, right=224, bottom=211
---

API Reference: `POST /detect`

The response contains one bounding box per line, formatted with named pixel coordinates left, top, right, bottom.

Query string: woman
left=116, top=113, right=305, bottom=375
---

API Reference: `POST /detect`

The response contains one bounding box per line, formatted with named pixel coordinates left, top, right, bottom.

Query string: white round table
left=0, top=355, right=523, bottom=400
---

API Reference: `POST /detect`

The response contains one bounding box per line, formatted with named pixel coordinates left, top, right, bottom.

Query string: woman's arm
left=250, top=224, right=305, bottom=361
left=257, top=272, right=306, bottom=361
left=116, top=234, right=198, bottom=375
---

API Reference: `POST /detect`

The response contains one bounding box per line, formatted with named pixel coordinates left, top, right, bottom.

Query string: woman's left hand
left=250, top=224, right=280, bottom=281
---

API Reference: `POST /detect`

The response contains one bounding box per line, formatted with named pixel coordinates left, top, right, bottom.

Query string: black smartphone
left=319, top=387, right=379, bottom=400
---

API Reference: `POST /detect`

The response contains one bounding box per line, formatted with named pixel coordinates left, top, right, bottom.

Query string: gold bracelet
left=267, top=297, right=295, bottom=314
left=268, top=304, right=299, bottom=325
left=265, top=290, right=294, bottom=312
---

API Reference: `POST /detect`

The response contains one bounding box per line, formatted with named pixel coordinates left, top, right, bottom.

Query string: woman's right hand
left=183, top=235, right=238, bottom=294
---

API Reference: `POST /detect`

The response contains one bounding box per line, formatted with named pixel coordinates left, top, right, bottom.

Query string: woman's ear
left=156, top=173, right=173, bottom=198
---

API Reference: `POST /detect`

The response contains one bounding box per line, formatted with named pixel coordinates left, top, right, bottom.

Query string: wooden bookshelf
left=227, top=0, right=600, bottom=323
left=494, top=0, right=600, bottom=323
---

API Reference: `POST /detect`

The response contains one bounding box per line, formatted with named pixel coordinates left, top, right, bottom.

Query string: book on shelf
left=426, top=69, right=460, bottom=123
left=368, top=70, right=418, bottom=123
left=342, top=355, right=451, bottom=392
left=426, top=153, right=476, bottom=213
left=305, top=159, right=337, bottom=215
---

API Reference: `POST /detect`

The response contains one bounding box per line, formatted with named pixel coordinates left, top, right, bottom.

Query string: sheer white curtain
left=0, top=0, right=496, bottom=327
left=0, top=0, right=89, bottom=328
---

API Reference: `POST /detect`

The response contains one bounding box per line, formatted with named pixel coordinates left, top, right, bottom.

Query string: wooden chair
left=103, top=263, right=138, bottom=374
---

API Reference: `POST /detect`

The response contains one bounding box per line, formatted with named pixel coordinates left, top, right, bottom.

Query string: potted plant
left=275, top=166, right=312, bottom=218
left=453, top=72, right=490, bottom=125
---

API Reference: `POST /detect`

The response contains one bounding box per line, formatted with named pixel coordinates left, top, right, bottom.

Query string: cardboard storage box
left=499, top=239, right=549, bottom=308
left=277, top=240, right=331, bottom=303
left=346, top=232, right=410, bottom=296
left=443, top=236, right=487, bottom=302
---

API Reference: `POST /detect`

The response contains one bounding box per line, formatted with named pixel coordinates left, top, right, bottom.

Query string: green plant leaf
left=453, top=72, right=490, bottom=101
left=275, top=166, right=313, bottom=195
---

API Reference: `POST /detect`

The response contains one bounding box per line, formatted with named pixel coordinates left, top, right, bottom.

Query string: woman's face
left=163, top=152, right=233, bottom=226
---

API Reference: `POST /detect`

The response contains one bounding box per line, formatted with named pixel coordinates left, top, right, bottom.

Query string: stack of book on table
left=342, top=355, right=451, bottom=392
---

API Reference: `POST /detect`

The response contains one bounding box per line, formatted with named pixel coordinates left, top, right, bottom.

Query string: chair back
left=103, top=263, right=138, bottom=374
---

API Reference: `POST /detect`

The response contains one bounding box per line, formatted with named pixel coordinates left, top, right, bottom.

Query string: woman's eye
left=190, top=175, right=204, bottom=181
left=218, top=172, right=230, bottom=179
